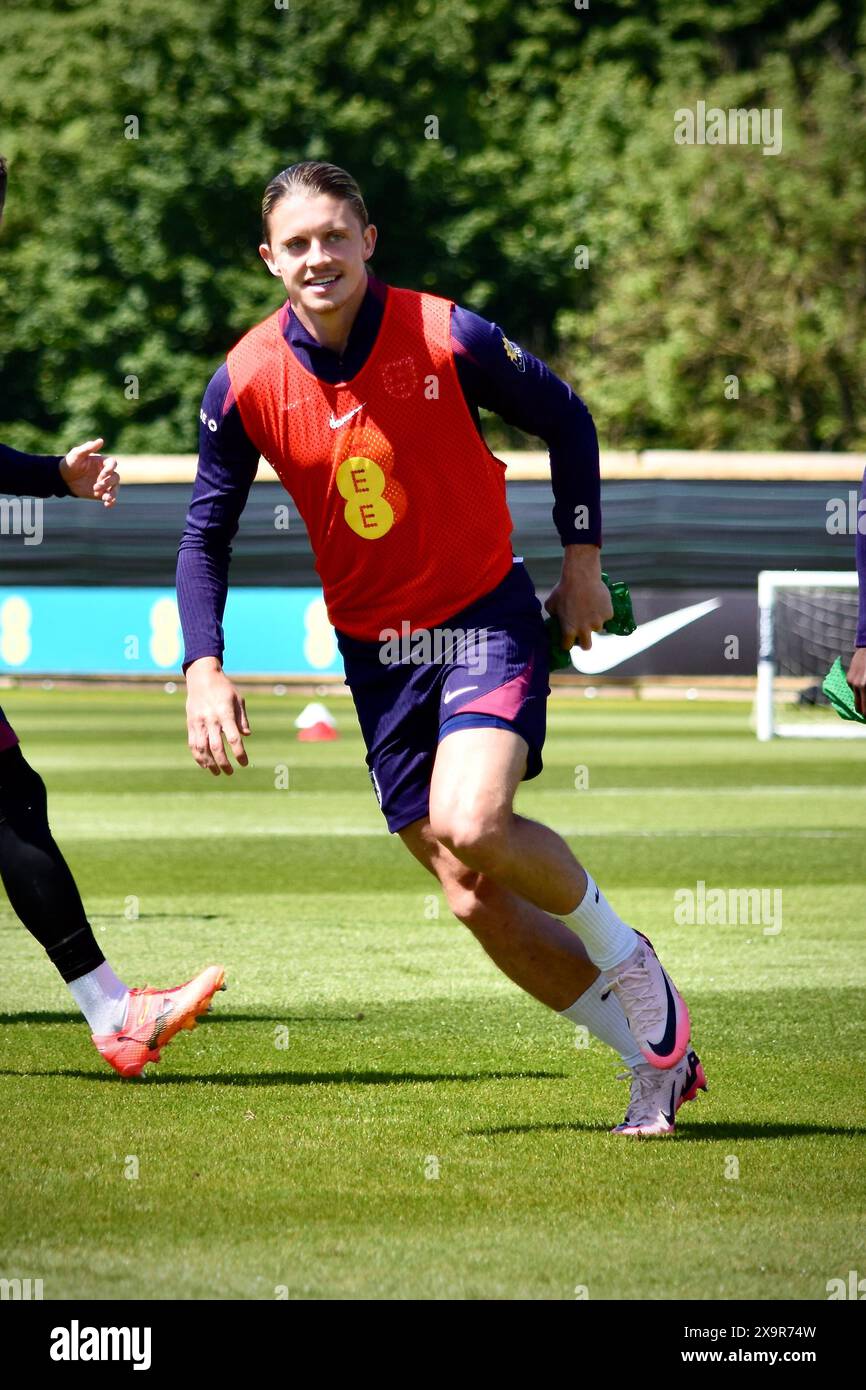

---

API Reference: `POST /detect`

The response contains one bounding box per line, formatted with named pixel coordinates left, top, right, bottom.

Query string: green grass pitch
left=0, top=688, right=864, bottom=1300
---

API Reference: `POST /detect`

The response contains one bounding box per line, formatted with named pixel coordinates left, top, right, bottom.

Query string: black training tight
left=0, top=744, right=103, bottom=983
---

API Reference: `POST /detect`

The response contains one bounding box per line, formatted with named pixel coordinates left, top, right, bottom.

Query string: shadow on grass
left=88, top=914, right=223, bottom=922
left=0, top=1012, right=365, bottom=1025
left=471, top=1120, right=866, bottom=1139
left=0, top=1067, right=563, bottom=1086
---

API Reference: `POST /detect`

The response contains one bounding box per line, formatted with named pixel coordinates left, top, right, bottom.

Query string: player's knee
left=441, top=868, right=488, bottom=927
left=432, top=807, right=509, bottom=869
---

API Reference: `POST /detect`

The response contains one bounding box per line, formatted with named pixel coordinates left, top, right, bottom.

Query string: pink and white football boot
left=611, top=1048, right=707, bottom=1138
left=602, top=931, right=690, bottom=1069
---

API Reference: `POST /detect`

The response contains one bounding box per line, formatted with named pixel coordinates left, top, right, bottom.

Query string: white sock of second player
left=68, top=959, right=130, bottom=1035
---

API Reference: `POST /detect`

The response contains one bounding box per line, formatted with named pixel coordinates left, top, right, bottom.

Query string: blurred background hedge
left=1, top=0, right=864, bottom=455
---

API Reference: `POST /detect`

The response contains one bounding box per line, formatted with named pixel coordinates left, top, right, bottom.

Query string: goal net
left=756, top=571, right=864, bottom=739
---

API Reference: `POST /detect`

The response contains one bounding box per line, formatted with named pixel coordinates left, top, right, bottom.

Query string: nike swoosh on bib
left=569, top=598, right=721, bottom=675
left=329, top=403, right=365, bottom=429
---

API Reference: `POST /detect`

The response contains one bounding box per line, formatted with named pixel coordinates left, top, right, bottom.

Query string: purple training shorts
left=335, top=559, right=551, bottom=833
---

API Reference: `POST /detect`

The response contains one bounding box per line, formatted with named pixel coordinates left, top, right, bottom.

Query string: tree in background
left=0, top=0, right=863, bottom=453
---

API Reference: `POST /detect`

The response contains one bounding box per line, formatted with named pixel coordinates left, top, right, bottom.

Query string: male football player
left=178, top=161, right=705, bottom=1135
left=0, top=155, right=224, bottom=1077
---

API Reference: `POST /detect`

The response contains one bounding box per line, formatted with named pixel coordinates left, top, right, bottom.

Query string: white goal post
left=756, top=570, right=864, bottom=741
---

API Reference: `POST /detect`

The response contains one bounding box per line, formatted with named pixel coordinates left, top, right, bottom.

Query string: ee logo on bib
left=336, top=455, right=407, bottom=539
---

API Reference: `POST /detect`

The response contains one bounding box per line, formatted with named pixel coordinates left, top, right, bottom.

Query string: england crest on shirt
left=381, top=356, right=418, bottom=399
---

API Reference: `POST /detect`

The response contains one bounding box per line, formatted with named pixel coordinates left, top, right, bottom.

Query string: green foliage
left=0, top=0, right=864, bottom=451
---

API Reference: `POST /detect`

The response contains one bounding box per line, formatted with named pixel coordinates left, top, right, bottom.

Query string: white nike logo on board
left=569, top=599, right=722, bottom=674
left=329, top=403, right=365, bottom=429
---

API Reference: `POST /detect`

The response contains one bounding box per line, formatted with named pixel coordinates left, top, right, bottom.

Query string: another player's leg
left=90, top=967, right=227, bottom=1079
left=428, top=724, right=691, bottom=1070
left=0, top=742, right=224, bottom=1077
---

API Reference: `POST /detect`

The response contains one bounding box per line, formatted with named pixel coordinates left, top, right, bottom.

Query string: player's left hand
left=545, top=545, right=613, bottom=652
left=847, top=646, right=866, bottom=717
left=59, top=438, right=119, bottom=507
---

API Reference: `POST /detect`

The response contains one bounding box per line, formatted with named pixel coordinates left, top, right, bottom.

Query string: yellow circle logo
left=336, top=456, right=394, bottom=538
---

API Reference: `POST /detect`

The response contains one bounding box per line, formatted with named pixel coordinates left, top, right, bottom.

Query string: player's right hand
left=847, top=647, right=866, bottom=717
left=59, top=437, right=120, bottom=507
left=185, top=658, right=251, bottom=775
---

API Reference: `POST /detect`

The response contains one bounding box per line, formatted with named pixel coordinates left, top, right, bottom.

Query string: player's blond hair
left=261, top=161, right=369, bottom=243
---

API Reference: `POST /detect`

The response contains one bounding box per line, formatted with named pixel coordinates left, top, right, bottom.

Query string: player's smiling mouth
left=306, top=274, right=341, bottom=291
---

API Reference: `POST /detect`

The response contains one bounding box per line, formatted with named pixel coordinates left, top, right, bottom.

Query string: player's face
left=259, top=192, right=376, bottom=316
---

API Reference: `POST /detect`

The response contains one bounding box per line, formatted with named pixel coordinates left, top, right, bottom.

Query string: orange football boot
left=91, top=965, right=226, bottom=1077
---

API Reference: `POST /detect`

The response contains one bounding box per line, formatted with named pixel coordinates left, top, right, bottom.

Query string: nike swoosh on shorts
left=443, top=685, right=479, bottom=705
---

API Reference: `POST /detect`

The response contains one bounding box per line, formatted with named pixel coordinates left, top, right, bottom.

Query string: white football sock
left=560, top=973, right=644, bottom=1069
left=68, top=960, right=130, bottom=1035
left=561, top=871, right=638, bottom=971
